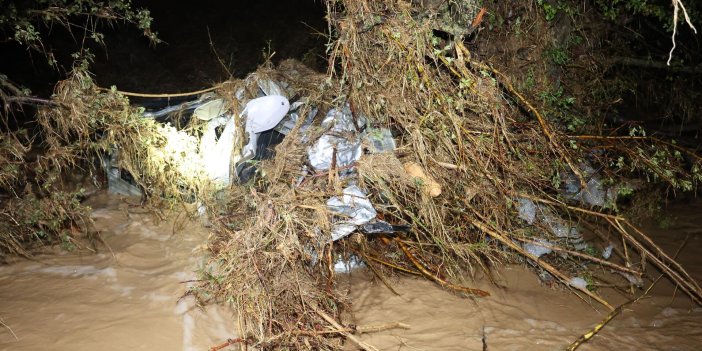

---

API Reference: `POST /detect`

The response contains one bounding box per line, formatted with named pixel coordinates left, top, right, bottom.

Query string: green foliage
left=595, top=0, right=681, bottom=31
left=547, top=46, right=569, bottom=66
left=537, top=0, right=559, bottom=21
left=536, top=0, right=578, bottom=22
left=0, top=0, right=161, bottom=257
left=0, top=0, right=159, bottom=50
left=0, top=185, right=91, bottom=257
left=538, top=86, right=584, bottom=132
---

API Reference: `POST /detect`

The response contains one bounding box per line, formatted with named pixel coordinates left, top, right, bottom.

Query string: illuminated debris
left=308, top=103, right=365, bottom=172
left=326, top=185, right=378, bottom=241
left=240, top=95, right=291, bottom=161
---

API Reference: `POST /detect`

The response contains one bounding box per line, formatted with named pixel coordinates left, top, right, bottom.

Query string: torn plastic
left=602, top=243, right=614, bottom=259
left=562, top=162, right=613, bottom=207
left=617, top=271, right=644, bottom=287
left=569, top=277, right=589, bottom=291
left=326, top=185, right=377, bottom=241
left=522, top=238, right=553, bottom=258
left=542, top=213, right=580, bottom=239
left=516, top=197, right=587, bottom=258
left=191, top=94, right=290, bottom=186
left=363, top=128, right=396, bottom=154
left=516, top=197, right=580, bottom=239
left=199, top=115, right=240, bottom=186
left=517, top=198, right=537, bottom=224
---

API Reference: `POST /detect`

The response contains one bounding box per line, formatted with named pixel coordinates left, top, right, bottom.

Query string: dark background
left=0, top=0, right=329, bottom=95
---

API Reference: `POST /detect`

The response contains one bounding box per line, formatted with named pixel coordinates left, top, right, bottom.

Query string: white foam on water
left=660, top=307, right=678, bottom=317
left=172, top=271, right=193, bottom=281
left=138, top=225, right=170, bottom=242
left=146, top=292, right=172, bottom=302
left=112, top=285, right=135, bottom=297
left=35, top=265, right=117, bottom=281
left=176, top=297, right=197, bottom=351
left=90, top=209, right=115, bottom=219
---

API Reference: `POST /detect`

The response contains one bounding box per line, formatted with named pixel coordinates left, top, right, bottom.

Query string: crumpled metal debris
left=192, top=98, right=227, bottom=121
left=104, top=149, right=142, bottom=197
left=142, top=93, right=217, bottom=120
left=303, top=101, right=401, bottom=242
left=308, top=104, right=365, bottom=171
left=359, top=221, right=411, bottom=235
left=275, top=99, right=317, bottom=136
left=257, top=78, right=289, bottom=98
left=309, top=135, right=362, bottom=172
left=326, top=185, right=377, bottom=241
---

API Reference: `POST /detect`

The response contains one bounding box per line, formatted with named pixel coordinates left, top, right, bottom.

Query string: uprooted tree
left=1, top=0, right=701, bottom=350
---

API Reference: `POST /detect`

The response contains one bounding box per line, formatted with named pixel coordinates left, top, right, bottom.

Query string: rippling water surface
left=1, top=195, right=701, bottom=350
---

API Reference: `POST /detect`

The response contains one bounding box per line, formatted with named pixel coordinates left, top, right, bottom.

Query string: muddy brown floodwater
left=1, top=193, right=701, bottom=350
left=0, top=194, right=238, bottom=351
